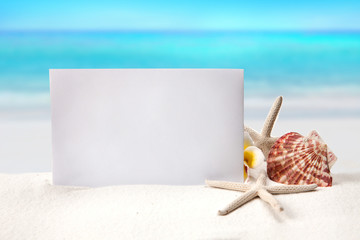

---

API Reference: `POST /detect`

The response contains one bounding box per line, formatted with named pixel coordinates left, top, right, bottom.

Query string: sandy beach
left=1, top=2, right=360, bottom=238
left=0, top=100, right=359, bottom=239
left=0, top=117, right=359, bottom=239
left=0, top=170, right=359, bottom=239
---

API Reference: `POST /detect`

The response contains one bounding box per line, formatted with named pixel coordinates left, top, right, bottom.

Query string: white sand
left=0, top=172, right=359, bottom=239
left=0, top=117, right=360, bottom=239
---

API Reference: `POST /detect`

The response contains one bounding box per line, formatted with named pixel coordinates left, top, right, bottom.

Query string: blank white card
left=50, top=69, right=244, bottom=186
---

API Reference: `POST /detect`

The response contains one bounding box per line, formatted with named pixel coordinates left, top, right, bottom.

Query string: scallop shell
left=307, top=130, right=337, bottom=169
left=267, top=132, right=332, bottom=187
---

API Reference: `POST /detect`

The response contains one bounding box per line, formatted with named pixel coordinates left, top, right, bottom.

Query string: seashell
left=267, top=132, right=332, bottom=187
left=307, top=130, right=337, bottom=169
left=244, top=146, right=265, bottom=169
left=244, top=165, right=248, bottom=181
left=243, top=132, right=265, bottom=182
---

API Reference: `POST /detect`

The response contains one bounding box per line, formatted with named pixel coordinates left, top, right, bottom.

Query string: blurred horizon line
left=1, top=29, right=360, bottom=34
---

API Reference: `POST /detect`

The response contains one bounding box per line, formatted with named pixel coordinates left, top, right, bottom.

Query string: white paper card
left=50, top=69, right=244, bottom=186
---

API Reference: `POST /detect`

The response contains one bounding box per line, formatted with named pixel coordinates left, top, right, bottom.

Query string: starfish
left=245, top=96, right=283, bottom=158
left=206, top=170, right=317, bottom=215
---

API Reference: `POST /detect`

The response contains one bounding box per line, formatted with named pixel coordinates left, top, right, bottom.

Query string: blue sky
left=0, top=0, right=360, bottom=31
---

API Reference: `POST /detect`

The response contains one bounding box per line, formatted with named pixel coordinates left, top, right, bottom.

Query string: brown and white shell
left=267, top=132, right=332, bottom=187
left=307, top=130, right=337, bottom=169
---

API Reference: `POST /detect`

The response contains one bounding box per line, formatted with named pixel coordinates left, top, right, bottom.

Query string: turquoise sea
left=0, top=31, right=360, bottom=118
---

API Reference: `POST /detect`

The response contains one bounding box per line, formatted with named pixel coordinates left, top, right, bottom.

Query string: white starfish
left=206, top=170, right=317, bottom=215
left=245, top=96, right=283, bottom=158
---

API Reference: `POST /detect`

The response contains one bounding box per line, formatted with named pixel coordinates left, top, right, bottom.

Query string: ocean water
left=0, top=31, right=360, bottom=118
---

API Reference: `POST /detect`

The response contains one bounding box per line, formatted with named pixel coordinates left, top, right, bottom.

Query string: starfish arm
left=205, top=180, right=251, bottom=192
left=257, top=188, right=283, bottom=212
left=261, top=96, right=283, bottom=138
left=218, top=189, right=257, bottom=215
left=266, top=184, right=317, bottom=194
left=244, top=126, right=261, bottom=142
left=256, top=171, right=267, bottom=185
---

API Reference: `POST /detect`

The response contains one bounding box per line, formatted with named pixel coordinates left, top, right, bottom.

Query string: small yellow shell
left=244, top=146, right=265, bottom=168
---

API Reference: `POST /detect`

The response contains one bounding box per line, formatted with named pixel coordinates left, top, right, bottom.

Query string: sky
left=0, top=0, right=359, bottom=31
